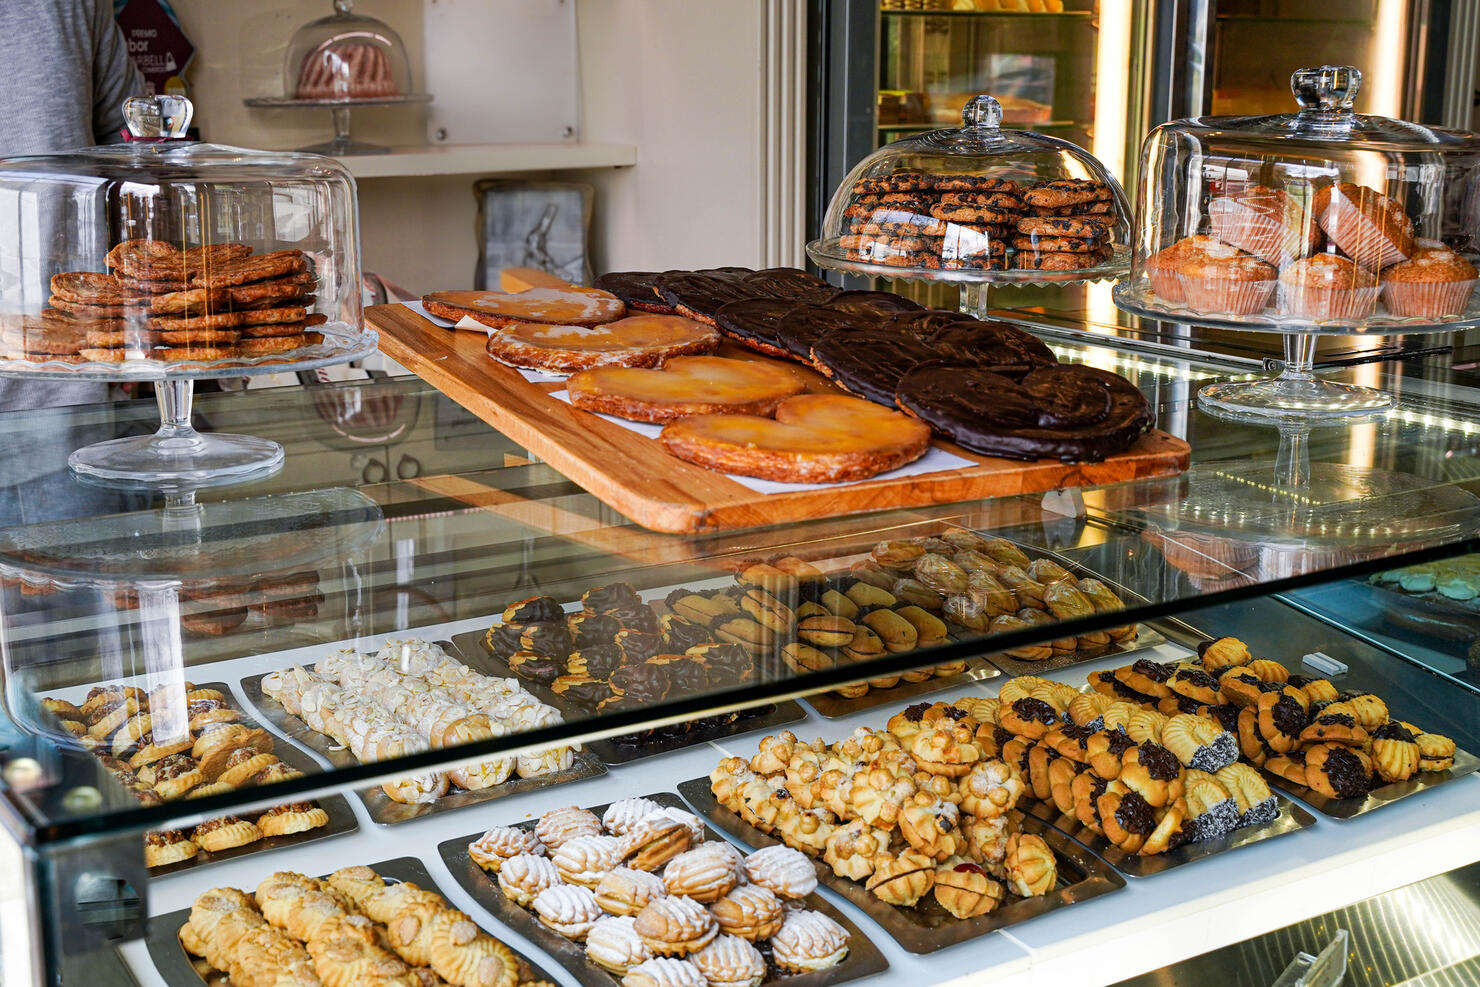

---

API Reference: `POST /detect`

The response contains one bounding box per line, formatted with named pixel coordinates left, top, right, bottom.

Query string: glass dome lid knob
left=1291, top=65, right=1361, bottom=114
left=962, top=94, right=1002, bottom=131
left=123, top=94, right=193, bottom=139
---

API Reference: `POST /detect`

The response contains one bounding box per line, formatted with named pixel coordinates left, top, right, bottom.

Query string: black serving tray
left=239, top=668, right=606, bottom=826
left=1020, top=790, right=1316, bottom=878
left=99, top=681, right=357, bottom=877
left=437, top=791, right=890, bottom=987
left=141, top=855, right=558, bottom=985
left=448, top=630, right=808, bottom=765
left=677, top=777, right=1124, bottom=953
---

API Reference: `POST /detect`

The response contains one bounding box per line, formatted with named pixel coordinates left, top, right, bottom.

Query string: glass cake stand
left=1115, top=65, right=1480, bottom=420
left=807, top=94, right=1133, bottom=319
left=242, top=95, right=432, bottom=156
left=0, top=92, right=376, bottom=487
left=22, top=326, right=379, bottom=488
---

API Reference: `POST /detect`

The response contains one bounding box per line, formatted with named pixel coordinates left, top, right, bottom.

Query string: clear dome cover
left=0, top=95, right=369, bottom=377
left=807, top=94, right=1132, bottom=284
left=286, top=0, right=411, bottom=102
left=1116, top=65, right=1480, bottom=333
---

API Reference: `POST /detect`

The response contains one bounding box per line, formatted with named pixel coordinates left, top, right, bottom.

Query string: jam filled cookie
left=586, top=915, right=652, bottom=975
left=633, top=894, right=718, bottom=956
left=1299, top=708, right=1368, bottom=747
left=498, top=854, right=562, bottom=907
left=1115, top=659, right=1175, bottom=699
left=709, top=884, right=784, bottom=941
left=690, top=933, right=766, bottom=987
left=933, top=861, right=1004, bottom=919
left=469, top=827, right=544, bottom=873
left=533, top=884, right=603, bottom=940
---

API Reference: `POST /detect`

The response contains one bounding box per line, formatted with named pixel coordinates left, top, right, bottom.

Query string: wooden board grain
left=369, top=303, right=1190, bottom=533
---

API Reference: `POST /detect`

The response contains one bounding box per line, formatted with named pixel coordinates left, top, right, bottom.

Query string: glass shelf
left=2, top=329, right=1480, bottom=843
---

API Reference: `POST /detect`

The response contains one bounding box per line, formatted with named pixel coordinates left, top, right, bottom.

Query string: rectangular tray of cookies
left=800, top=659, right=1001, bottom=718
left=150, top=682, right=359, bottom=877
left=677, top=777, right=1124, bottom=953
left=1141, top=621, right=1480, bottom=820
left=140, top=855, right=559, bottom=986
left=436, top=791, right=889, bottom=987
left=448, top=630, right=808, bottom=765
left=1266, top=745, right=1480, bottom=820
left=239, top=668, right=607, bottom=826
left=1018, top=790, right=1316, bottom=879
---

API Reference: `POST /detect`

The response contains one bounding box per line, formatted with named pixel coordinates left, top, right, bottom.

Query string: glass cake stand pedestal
left=0, top=326, right=378, bottom=489
left=1114, top=280, right=1480, bottom=421
left=242, top=95, right=432, bottom=156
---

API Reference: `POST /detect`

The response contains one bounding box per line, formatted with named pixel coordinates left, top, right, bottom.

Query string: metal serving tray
left=981, top=624, right=1168, bottom=678
left=39, top=680, right=358, bottom=878
left=677, top=777, right=1124, bottom=953
left=448, top=630, right=808, bottom=765
left=141, top=855, right=559, bottom=985
left=1146, top=619, right=1480, bottom=820
left=1266, top=745, right=1480, bottom=820
left=800, top=659, right=1000, bottom=719
left=239, top=669, right=606, bottom=826
left=1020, top=791, right=1316, bottom=878
left=437, top=791, right=890, bottom=987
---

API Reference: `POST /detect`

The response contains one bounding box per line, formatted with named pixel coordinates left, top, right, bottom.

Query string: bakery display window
left=1, top=303, right=1480, bottom=985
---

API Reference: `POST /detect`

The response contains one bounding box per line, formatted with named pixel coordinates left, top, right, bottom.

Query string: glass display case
left=1, top=318, right=1479, bottom=986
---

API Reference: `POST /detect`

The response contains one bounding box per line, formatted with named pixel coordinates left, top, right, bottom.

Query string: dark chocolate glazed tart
left=894, top=361, right=1154, bottom=462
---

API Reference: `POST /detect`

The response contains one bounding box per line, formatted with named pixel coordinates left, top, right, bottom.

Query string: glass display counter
left=1, top=333, right=1479, bottom=987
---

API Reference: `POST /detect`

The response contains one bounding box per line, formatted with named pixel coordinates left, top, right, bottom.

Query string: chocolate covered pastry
left=894, top=362, right=1153, bottom=462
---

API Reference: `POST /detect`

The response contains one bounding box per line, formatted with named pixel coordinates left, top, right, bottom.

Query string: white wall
left=574, top=1, right=769, bottom=272
left=163, top=0, right=773, bottom=292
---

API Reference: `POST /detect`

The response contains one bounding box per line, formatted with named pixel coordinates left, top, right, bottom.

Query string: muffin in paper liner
left=1175, top=272, right=1276, bottom=316
left=1381, top=278, right=1477, bottom=318
left=1207, top=188, right=1322, bottom=269
left=1379, top=246, right=1479, bottom=318
left=1145, top=245, right=1187, bottom=302
left=1314, top=183, right=1415, bottom=272
left=1277, top=282, right=1382, bottom=322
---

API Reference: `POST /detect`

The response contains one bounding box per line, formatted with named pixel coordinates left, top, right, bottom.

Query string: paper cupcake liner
left=1381, top=278, right=1477, bottom=318
left=1276, top=283, right=1382, bottom=321
left=1176, top=273, right=1276, bottom=316
left=1146, top=264, right=1185, bottom=303
left=1319, top=194, right=1409, bottom=270
left=1208, top=208, right=1288, bottom=268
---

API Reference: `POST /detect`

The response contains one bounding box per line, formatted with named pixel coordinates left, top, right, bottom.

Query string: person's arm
left=89, top=0, right=146, bottom=144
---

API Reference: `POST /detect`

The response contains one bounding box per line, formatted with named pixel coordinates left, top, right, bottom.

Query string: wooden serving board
left=368, top=303, right=1190, bottom=533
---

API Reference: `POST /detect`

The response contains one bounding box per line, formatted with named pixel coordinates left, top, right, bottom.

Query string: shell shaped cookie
left=498, top=853, right=561, bottom=907
left=532, top=884, right=603, bottom=940
left=743, top=844, right=817, bottom=899
left=770, top=909, right=850, bottom=973
left=468, top=826, right=545, bottom=873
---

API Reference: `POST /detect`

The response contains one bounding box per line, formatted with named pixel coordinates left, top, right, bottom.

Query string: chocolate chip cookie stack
left=836, top=171, right=1118, bottom=274
left=39, top=239, right=326, bottom=365
left=1016, top=179, right=1117, bottom=270
left=839, top=172, right=1021, bottom=271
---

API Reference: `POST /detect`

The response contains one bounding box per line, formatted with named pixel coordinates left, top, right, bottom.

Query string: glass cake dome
left=285, top=0, right=412, bottom=102
left=807, top=94, right=1132, bottom=286
left=0, top=94, right=376, bottom=484
left=1114, top=65, right=1480, bottom=420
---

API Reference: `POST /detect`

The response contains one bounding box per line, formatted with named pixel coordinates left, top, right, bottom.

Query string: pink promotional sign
left=115, top=0, right=195, bottom=96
